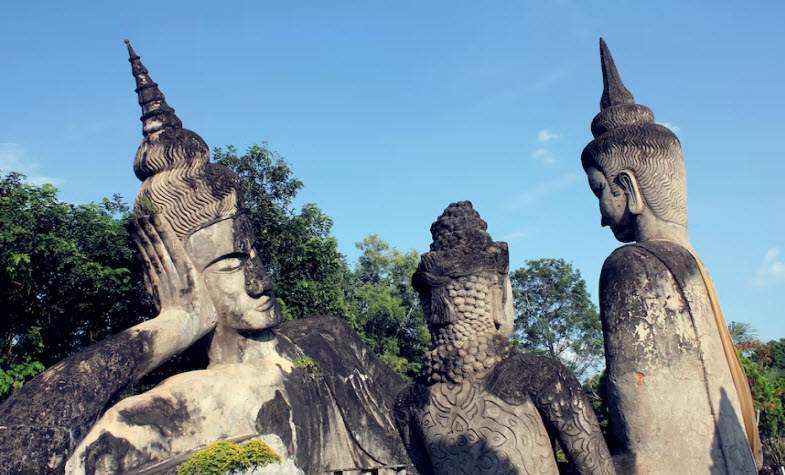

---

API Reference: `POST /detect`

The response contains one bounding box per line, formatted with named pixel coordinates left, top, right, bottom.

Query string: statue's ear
left=495, top=274, right=515, bottom=338
left=617, top=170, right=644, bottom=215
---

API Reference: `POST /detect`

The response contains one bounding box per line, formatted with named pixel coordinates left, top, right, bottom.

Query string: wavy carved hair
left=413, top=201, right=508, bottom=325
left=581, top=38, right=688, bottom=227
left=133, top=128, right=240, bottom=239
left=581, top=123, right=687, bottom=227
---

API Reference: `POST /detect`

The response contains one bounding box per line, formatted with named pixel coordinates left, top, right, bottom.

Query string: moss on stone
left=292, top=355, right=318, bottom=372
left=177, top=439, right=281, bottom=475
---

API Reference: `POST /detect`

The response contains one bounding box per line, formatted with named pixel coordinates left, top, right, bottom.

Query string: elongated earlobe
left=617, top=170, right=644, bottom=215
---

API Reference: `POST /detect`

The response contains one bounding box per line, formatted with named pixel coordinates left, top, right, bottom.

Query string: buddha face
left=186, top=215, right=279, bottom=331
left=586, top=167, right=635, bottom=242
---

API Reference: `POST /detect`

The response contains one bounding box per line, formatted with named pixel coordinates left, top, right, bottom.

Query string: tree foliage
left=0, top=172, right=153, bottom=395
left=347, top=235, right=430, bottom=377
left=213, top=144, right=352, bottom=321
left=511, top=258, right=604, bottom=380
left=0, top=143, right=431, bottom=404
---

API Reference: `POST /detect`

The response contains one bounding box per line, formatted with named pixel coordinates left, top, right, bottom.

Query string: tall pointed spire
left=125, top=40, right=182, bottom=136
left=599, top=38, right=635, bottom=109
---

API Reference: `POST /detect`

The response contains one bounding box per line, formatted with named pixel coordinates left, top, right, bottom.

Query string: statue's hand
left=132, top=215, right=218, bottom=332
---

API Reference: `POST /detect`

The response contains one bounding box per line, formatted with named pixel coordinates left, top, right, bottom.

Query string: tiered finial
left=125, top=40, right=183, bottom=136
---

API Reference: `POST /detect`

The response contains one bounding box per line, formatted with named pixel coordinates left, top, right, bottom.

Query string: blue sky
left=2, top=1, right=783, bottom=339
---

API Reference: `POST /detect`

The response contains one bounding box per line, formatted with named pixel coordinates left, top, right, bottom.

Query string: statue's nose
left=243, top=254, right=272, bottom=297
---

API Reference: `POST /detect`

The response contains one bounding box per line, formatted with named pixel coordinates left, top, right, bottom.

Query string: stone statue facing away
left=0, top=42, right=409, bottom=475
left=394, top=201, right=614, bottom=475
left=581, top=39, right=762, bottom=474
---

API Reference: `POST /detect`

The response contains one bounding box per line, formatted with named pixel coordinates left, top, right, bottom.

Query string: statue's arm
left=0, top=216, right=216, bottom=474
left=393, top=384, right=432, bottom=475
left=487, top=353, right=615, bottom=475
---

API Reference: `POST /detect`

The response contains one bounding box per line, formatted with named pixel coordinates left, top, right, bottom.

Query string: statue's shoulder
left=276, top=316, right=402, bottom=386
left=275, top=317, right=410, bottom=465
left=487, top=352, right=576, bottom=404
left=601, top=241, right=698, bottom=287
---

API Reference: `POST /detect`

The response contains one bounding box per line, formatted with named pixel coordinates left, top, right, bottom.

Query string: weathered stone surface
left=581, top=38, right=760, bottom=473
left=395, top=201, right=614, bottom=475
left=1, top=42, right=412, bottom=475
left=598, top=242, right=755, bottom=474
left=0, top=330, right=153, bottom=474
left=63, top=44, right=411, bottom=475
left=268, top=317, right=410, bottom=473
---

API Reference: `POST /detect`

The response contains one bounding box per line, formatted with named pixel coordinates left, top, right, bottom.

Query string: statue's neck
left=207, top=324, right=279, bottom=365
left=424, top=316, right=510, bottom=385
left=634, top=212, right=692, bottom=251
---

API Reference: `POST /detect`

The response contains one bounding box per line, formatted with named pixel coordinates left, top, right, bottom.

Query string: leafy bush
left=740, top=353, right=785, bottom=438
left=177, top=439, right=281, bottom=475
left=0, top=359, right=45, bottom=399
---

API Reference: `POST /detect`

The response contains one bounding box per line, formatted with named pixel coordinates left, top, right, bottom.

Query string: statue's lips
left=254, top=295, right=274, bottom=312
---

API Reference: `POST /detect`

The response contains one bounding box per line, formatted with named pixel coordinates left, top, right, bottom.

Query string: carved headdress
left=581, top=38, right=687, bottom=226
left=126, top=40, right=240, bottom=239
left=412, top=201, right=508, bottom=295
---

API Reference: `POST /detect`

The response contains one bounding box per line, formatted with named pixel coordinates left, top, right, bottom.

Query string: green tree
left=729, top=321, right=759, bottom=346
left=348, top=235, right=430, bottom=378
left=213, top=144, right=352, bottom=320
left=0, top=172, right=154, bottom=397
left=724, top=323, right=785, bottom=472
left=770, top=338, right=785, bottom=376
left=739, top=352, right=785, bottom=438
left=511, top=258, right=603, bottom=380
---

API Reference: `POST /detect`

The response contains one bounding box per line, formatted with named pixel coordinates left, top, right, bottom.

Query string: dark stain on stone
left=274, top=316, right=411, bottom=472
left=255, top=390, right=293, bottom=450
left=83, top=431, right=147, bottom=475
left=0, top=330, right=155, bottom=474
left=600, top=242, right=705, bottom=375
left=118, top=395, right=190, bottom=438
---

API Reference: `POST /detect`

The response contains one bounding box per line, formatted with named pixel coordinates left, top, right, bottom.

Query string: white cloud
left=537, top=129, right=560, bottom=143
left=754, top=248, right=785, bottom=287
left=502, top=230, right=529, bottom=241
left=659, top=122, right=681, bottom=133
left=0, top=143, right=63, bottom=186
left=531, top=147, right=556, bottom=165
left=531, top=129, right=561, bottom=165
left=508, top=173, right=579, bottom=209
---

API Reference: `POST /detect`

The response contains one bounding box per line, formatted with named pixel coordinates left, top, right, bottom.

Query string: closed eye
left=207, top=253, right=248, bottom=273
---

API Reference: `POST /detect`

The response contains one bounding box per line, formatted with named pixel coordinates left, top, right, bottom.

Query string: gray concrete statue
left=0, top=42, right=409, bottom=475
left=581, top=38, right=762, bottom=474
left=394, top=201, right=615, bottom=475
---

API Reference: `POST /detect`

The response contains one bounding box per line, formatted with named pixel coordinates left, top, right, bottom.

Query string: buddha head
left=126, top=41, right=279, bottom=331
left=581, top=39, right=687, bottom=243
left=412, top=201, right=512, bottom=383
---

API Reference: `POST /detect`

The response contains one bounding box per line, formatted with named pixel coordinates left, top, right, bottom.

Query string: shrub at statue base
left=177, top=440, right=282, bottom=475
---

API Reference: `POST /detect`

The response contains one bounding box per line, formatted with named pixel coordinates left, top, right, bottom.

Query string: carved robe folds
left=402, top=381, right=557, bottom=475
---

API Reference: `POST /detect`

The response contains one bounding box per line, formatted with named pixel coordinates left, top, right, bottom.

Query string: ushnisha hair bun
left=412, top=201, right=508, bottom=294
left=125, top=40, right=240, bottom=239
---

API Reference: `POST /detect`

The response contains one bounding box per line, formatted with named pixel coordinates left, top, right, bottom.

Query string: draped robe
left=599, top=240, right=759, bottom=474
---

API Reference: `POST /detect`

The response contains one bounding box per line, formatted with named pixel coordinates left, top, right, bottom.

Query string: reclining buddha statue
left=0, top=42, right=410, bottom=475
